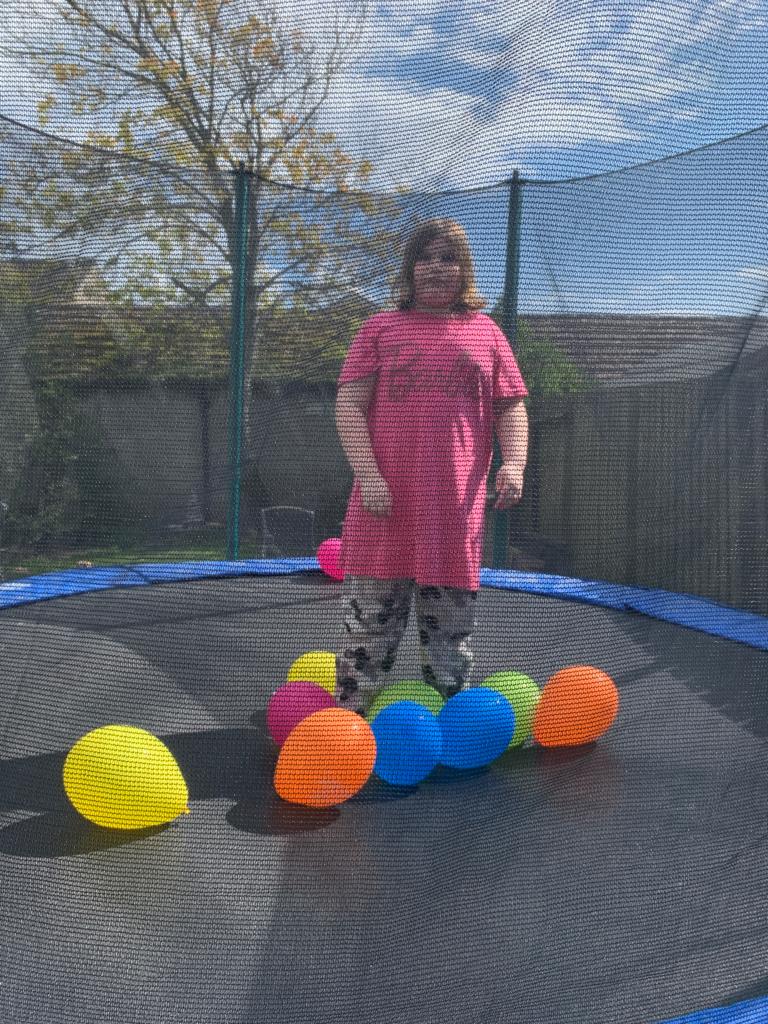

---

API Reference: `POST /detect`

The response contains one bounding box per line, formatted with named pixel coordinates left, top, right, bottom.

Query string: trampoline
left=2, top=560, right=768, bottom=1024
left=3, top=5, right=768, bottom=1020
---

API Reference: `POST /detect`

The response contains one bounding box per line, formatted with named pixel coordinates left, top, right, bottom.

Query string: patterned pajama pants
left=336, top=575, right=478, bottom=713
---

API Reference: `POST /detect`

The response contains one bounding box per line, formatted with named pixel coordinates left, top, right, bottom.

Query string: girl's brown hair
left=393, top=218, right=486, bottom=313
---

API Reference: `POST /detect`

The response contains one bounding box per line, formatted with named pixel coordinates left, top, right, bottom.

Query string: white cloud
left=319, top=65, right=645, bottom=190
left=320, top=70, right=490, bottom=189
left=737, top=265, right=768, bottom=281
left=627, top=0, right=767, bottom=47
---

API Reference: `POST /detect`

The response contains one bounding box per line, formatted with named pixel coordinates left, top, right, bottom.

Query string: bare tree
left=3, top=0, right=403, bottom=387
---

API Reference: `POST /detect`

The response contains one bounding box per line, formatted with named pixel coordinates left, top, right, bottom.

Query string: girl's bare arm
left=336, top=377, right=392, bottom=516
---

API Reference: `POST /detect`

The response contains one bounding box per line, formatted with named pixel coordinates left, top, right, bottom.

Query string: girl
left=335, top=218, right=529, bottom=713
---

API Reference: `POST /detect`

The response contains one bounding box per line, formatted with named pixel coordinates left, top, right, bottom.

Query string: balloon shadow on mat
left=0, top=715, right=342, bottom=856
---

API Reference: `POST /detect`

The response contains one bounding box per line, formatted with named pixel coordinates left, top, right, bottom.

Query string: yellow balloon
left=286, top=650, right=337, bottom=695
left=63, top=725, right=190, bottom=830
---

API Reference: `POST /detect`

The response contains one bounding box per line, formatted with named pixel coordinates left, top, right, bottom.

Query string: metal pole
left=491, top=168, right=523, bottom=568
left=227, top=162, right=251, bottom=561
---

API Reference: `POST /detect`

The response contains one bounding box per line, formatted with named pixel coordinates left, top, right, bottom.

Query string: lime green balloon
left=482, top=671, right=541, bottom=748
left=366, top=680, right=445, bottom=722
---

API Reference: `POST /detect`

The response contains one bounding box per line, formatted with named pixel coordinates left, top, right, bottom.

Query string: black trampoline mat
left=2, top=573, right=768, bottom=1024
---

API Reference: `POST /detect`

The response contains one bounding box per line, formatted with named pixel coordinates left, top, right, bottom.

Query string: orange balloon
left=532, top=666, right=619, bottom=747
left=274, top=708, right=377, bottom=808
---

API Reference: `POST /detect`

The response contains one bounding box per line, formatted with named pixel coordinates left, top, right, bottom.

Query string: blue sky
left=2, top=0, right=768, bottom=314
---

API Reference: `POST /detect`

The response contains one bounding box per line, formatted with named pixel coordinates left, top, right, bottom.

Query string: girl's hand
left=359, top=472, right=393, bottom=517
left=493, top=462, right=525, bottom=510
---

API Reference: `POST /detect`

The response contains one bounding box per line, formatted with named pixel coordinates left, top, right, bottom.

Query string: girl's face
left=412, top=239, right=463, bottom=312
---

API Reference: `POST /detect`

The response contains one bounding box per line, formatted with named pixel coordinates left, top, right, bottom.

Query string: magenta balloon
left=267, top=681, right=336, bottom=746
left=317, top=537, right=344, bottom=580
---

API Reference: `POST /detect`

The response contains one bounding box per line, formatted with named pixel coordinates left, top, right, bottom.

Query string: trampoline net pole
left=226, top=162, right=251, bottom=561
left=491, top=168, right=524, bottom=569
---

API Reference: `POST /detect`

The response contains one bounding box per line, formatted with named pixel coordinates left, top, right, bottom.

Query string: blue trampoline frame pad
left=1, top=559, right=767, bottom=653
left=660, top=997, right=768, bottom=1024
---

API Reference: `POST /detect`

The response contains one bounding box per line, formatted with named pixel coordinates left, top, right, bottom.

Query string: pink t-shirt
left=338, top=309, right=528, bottom=591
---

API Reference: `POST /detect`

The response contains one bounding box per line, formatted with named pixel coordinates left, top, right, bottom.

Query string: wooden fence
left=524, top=345, right=768, bottom=613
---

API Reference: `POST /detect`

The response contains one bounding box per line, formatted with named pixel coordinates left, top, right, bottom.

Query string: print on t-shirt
left=386, top=342, right=482, bottom=402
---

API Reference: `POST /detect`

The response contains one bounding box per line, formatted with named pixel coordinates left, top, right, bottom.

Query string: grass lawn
left=0, top=531, right=265, bottom=581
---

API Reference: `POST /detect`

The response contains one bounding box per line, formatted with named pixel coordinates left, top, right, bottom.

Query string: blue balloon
left=438, top=688, right=515, bottom=769
left=370, top=701, right=443, bottom=786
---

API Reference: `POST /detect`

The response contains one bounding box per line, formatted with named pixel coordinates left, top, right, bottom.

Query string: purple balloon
left=267, top=681, right=336, bottom=746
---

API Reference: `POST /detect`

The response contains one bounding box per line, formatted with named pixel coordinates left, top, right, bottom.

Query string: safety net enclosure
left=2, top=2, right=768, bottom=1023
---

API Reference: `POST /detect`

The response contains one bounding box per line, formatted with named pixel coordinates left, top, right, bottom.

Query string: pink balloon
left=266, top=681, right=336, bottom=746
left=317, top=537, right=344, bottom=581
